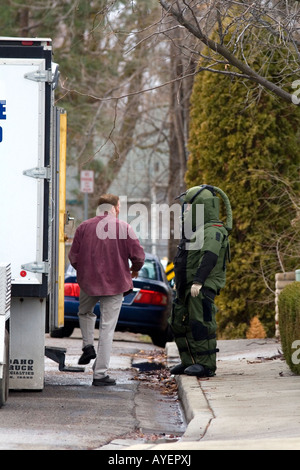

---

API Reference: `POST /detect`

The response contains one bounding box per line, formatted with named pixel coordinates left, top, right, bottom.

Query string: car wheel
left=50, top=324, right=75, bottom=338
left=150, top=329, right=167, bottom=348
left=150, top=325, right=174, bottom=348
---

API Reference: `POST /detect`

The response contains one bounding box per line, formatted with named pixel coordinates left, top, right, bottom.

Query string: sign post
left=80, top=170, right=94, bottom=220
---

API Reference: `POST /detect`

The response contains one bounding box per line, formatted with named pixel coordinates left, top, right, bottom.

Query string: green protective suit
left=170, top=185, right=232, bottom=376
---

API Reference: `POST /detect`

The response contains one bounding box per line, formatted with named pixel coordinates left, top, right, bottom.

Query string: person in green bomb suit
left=170, top=185, right=232, bottom=377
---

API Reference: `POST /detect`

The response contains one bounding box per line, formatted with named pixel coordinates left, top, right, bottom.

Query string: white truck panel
left=0, top=59, right=45, bottom=285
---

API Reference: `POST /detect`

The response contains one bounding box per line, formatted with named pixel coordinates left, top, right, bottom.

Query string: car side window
left=139, top=260, right=157, bottom=280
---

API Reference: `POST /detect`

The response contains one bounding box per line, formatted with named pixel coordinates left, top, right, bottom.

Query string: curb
left=165, top=342, right=212, bottom=442
left=175, top=375, right=213, bottom=441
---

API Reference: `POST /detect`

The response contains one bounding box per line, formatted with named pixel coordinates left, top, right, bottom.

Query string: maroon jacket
left=68, top=214, right=145, bottom=296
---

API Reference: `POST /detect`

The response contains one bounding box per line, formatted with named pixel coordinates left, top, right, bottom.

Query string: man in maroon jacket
left=69, top=194, right=145, bottom=386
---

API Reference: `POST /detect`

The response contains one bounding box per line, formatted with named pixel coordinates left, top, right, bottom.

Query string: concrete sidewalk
left=127, top=338, right=300, bottom=450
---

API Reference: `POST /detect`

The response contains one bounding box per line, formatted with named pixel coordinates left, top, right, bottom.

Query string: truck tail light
left=64, top=283, right=80, bottom=298
left=134, top=289, right=168, bottom=306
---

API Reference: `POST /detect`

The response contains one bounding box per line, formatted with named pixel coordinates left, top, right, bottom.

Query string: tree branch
left=159, top=0, right=299, bottom=104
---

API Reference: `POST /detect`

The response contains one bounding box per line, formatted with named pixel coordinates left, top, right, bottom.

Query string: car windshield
left=138, top=259, right=158, bottom=280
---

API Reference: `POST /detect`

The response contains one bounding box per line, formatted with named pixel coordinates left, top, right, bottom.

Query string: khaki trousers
left=78, top=288, right=123, bottom=379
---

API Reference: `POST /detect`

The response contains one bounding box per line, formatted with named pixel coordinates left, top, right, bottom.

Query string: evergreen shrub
left=186, top=26, right=300, bottom=338
left=278, top=282, right=300, bottom=375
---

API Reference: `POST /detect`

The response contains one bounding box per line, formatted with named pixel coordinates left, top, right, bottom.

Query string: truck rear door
left=0, top=38, right=52, bottom=298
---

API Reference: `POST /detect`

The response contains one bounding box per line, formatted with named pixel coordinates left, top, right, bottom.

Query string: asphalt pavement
left=121, top=338, right=300, bottom=451
left=6, top=331, right=299, bottom=451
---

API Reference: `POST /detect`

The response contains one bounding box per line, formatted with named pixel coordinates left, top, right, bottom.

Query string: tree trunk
left=167, top=28, right=196, bottom=260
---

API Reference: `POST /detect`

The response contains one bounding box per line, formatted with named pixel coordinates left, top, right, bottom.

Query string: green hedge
left=278, top=282, right=300, bottom=375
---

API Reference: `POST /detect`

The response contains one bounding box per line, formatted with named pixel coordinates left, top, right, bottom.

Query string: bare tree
left=166, top=21, right=197, bottom=258
left=248, top=168, right=300, bottom=294
left=159, top=0, right=300, bottom=104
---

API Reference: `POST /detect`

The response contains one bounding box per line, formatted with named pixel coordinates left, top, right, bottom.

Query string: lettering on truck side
left=0, top=99, right=6, bottom=142
left=9, top=359, right=35, bottom=380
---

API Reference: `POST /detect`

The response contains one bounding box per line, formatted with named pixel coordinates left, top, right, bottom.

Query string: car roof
left=144, top=252, right=159, bottom=261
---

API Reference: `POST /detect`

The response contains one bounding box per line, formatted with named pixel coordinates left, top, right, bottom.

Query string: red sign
left=80, top=170, right=94, bottom=193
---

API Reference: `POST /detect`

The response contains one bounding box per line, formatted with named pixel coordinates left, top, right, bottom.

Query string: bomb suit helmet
left=178, top=184, right=232, bottom=232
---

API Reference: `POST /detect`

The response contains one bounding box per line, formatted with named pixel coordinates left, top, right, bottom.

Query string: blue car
left=51, top=253, right=173, bottom=347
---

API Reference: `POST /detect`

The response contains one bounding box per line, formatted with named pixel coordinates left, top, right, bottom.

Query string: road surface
left=0, top=330, right=185, bottom=450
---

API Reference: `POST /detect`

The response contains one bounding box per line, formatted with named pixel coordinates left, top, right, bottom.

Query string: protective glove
left=191, top=283, right=202, bottom=297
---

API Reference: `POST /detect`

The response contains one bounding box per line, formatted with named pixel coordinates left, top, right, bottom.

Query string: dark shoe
left=92, top=376, right=116, bottom=386
left=184, top=364, right=215, bottom=377
left=184, top=364, right=206, bottom=377
left=78, top=345, right=96, bottom=365
left=205, top=369, right=215, bottom=377
left=170, top=363, right=190, bottom=375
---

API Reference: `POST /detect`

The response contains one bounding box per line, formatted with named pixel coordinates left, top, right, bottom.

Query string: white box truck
left=0, top=37, right=68, bottom=403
